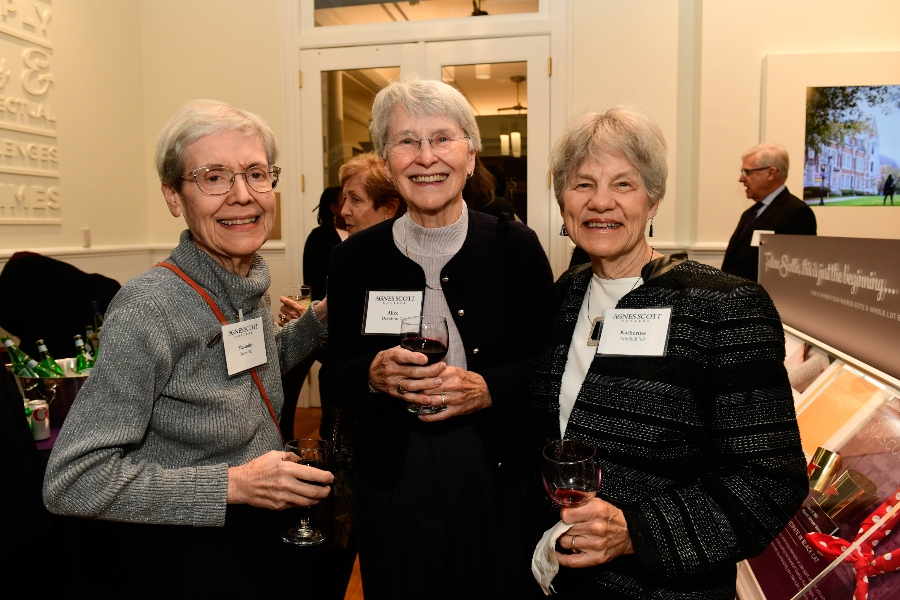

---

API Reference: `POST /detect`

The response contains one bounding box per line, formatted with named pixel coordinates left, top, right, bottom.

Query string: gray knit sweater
left=43, top=230, right=327, bottom=527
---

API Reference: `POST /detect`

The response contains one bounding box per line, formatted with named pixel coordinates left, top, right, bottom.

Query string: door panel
left=424, top=36, right=551, bottom=254
left=296, top=37, right=552, bottom=282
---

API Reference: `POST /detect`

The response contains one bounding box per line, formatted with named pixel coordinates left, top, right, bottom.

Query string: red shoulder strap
left=154, top=262, right=284, bottom=443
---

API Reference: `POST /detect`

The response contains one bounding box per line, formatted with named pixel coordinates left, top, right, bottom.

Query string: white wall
left=1, top=1, right=146, bottom=254
left=1, top=0, right=289, bottom=292
left=571, top=0, right=683, bottom=248
left=696, top=0, right=900, bottom=252
left=138, top=0, right=284, bottom=248
left=571, top=0, right=900, bottom=266
left=3, top=0, right=899, bottom=278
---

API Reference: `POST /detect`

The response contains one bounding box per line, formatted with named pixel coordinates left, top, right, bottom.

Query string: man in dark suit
left=721, top=143, right=817, bottom=281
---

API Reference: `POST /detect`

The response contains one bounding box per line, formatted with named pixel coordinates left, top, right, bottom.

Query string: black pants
left=57, top=506, right=349, bottom=599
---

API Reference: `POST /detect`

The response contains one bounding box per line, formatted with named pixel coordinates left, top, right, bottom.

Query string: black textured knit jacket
left=531, top=256, right=807, bottom=598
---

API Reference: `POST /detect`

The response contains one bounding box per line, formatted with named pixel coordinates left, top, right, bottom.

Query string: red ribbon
left=805, top=487, right=900, bottom=600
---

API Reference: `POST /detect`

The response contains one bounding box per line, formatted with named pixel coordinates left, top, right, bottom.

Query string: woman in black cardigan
left=530, top=107, right=807, bottom=599
left=319, top=75, right=553, bottom=599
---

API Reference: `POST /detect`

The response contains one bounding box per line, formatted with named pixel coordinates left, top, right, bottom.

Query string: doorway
left=295, top=36, right=552, bottom=279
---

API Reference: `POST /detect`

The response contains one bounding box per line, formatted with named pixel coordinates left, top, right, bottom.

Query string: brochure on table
left=736, top=236, right=900, bottom=600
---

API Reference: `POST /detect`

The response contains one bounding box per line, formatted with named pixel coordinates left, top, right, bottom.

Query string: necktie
left=738, top=203, right=763, bottom=238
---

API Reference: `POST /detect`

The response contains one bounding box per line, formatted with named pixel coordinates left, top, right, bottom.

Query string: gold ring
left=571, top=536, right=577, bottom=553
left=440, top=393, right=445, bottom=407
left=279, top=314, right=287, bottom=323
left=397, top=377, right=409, bottom=395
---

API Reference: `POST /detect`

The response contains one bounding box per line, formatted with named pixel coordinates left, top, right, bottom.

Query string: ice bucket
left=9, top=358, right=87, bottom=427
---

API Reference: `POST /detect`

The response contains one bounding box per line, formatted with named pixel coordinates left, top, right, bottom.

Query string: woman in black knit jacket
left=530, top=106, right=807, bottom=599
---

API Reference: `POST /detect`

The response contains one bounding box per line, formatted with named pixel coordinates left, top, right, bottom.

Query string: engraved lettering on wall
left=0, top=0, right=57, bottom=224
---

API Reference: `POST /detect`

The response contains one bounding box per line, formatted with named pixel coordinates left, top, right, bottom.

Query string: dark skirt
left=354, top=417, right=532, bottom=599
left=57, top=504, right=339, bottom=599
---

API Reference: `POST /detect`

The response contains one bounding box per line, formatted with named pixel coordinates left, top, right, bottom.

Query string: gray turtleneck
left=43, top=230, right=327, bottom=527
left=392, top=205, right=468, bottom=368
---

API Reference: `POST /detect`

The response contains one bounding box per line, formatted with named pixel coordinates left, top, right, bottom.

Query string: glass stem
left=299, top=507, right=311, bottom=529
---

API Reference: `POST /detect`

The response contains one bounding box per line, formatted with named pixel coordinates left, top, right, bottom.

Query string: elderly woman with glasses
left=319, top=75, right=553, bottom=597
left=529, top=107, right=806, bottom=599
left=43, top=99, right=332, bottom=597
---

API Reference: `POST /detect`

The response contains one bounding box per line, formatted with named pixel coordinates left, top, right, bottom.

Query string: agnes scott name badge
left=363, top=290, right=424, bottom=335
left=222, top=317, right=267, bottom=375
left=596, top=308, right=672, bottom=356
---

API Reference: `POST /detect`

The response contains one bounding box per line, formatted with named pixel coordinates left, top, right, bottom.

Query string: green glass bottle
left=36, top=339, right=66, bottom=376
left=22, top=357, right=60, bottom=378
left=91, top=300, right=105, bottom=330
left=3, top=335, right=35, bottom=376
left=74, top=334, right=95, bottom=375
left=84, top=325, right=95, bottom=355
left=90, top=301, right=104, bottom=356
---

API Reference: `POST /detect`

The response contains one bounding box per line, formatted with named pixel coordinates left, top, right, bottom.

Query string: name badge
left=596, top=308, right=672, bottom=356
left=363, top=290, right=425, bottom=335
left=751, top=229, right=774, bottom=247
left=222, top=317, right=267, bottom=375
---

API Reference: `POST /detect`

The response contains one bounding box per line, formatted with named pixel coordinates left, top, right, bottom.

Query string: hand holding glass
left=284, top=284, right=312, bottom=310
left=400, top=315, right=449, bottom=415
left=542, top=439, right=601, bottom=508
left=282, top=438, right=332, bottom=546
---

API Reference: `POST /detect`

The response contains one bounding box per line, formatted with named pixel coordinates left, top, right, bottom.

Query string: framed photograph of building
left=760, top=52, right=900, bottom=237
left=803, top=85, right=900, bottom=206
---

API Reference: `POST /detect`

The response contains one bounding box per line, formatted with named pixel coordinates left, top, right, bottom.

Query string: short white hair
left=369, top=74, right=481, bottom=159
left=743, top=143, right=789, bottom=179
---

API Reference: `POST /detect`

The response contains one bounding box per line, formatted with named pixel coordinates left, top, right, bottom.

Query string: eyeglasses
left=740, top=166, right=772, bottom=177
left=385, top=135, right=469, bottom=156
left=182, top=165, right=281, bottom=195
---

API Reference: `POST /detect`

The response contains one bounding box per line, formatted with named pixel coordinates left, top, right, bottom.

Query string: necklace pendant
left=587, top=316, right=604, bottom=346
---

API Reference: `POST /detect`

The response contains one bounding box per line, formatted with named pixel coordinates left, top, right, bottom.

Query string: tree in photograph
left=806, top=86, right=900, bottom=154
left=806, top=86, right=900, bottom=202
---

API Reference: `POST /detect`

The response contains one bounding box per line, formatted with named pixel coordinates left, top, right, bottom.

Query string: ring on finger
left=571, top=536, right=578, bottom=553
left=397, top=377, right=409, bottom=395
left=440, top=392, right=445, bottom=407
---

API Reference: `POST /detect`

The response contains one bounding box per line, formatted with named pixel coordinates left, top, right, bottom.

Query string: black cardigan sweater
left=531, top=257, right=808, bottom=598
left=320, top=210, right=554, bottom=488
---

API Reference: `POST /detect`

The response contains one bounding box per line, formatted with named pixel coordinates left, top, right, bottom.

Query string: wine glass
left=284, top=284, right=312, bottom=310
left=282, top=438, right=333, bottom=546
left=541, top=439, right=601, bottom=508
left=400, top=316, right=449, bottom=415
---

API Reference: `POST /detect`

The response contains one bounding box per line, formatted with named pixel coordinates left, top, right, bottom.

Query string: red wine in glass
left=542, top=439, right=601, bottom=508
left=551, top=488, right=596, bottom=507
left=282, top=438, right=333, bottom=546
left=399, top=316, right=450, bottom=415
left=400, top=337, right=448, bottom=365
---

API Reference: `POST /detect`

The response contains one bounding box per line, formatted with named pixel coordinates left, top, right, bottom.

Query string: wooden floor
left=293, top=407, right=363, bottom=600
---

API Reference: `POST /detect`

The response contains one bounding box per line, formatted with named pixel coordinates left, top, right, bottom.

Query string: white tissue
left=531, top=520, right=574, bottom=595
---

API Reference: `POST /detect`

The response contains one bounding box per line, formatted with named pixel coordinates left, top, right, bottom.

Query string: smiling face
left=162, top=129, right=275, bottom=276
left=382, top=107, right=475, bottom=228
left=561, top=153, right=658, bottom=278
left=340, top=175, right=392, bottom=235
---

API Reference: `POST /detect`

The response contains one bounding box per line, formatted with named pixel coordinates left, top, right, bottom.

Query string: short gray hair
left=550, top=106, right=667, bottom=208
left=369, top=74, right=482, bottom=159
left=743, top=142, right=789, bottom=179
left=155, top=99, right=278, bottom=190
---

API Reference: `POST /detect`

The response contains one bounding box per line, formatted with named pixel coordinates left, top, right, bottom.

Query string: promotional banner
left=758, top=235, right=900, bottom=381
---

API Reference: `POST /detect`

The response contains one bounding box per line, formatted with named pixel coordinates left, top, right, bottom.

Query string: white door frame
left=279, top=0, right=573, bottom=280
